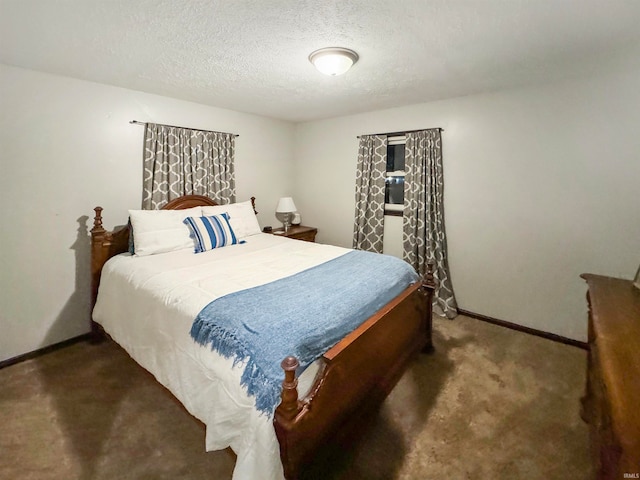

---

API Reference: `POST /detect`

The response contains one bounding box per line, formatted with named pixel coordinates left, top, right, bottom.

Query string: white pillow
left=128, top=206, right=202, bottom=256
left=201, top=200, right=261, bottom=239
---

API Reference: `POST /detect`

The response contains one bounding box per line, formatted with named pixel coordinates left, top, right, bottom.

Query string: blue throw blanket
left=190, top=250, right=419, bottom=416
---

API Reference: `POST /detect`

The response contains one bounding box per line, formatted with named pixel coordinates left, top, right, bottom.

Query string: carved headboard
left=90, top=195, right=256, bottom=314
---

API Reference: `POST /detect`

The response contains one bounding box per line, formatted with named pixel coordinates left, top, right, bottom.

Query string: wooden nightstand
left=271, top=225, right=317, bottom=243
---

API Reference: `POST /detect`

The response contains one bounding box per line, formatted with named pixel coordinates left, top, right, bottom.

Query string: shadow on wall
left=43, top=215, right=92, bottom=344
left=301, top=327, right=474, bottom=480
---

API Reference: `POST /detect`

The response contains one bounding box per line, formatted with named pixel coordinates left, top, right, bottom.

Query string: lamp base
left=275, top=212, right=293, bottom=232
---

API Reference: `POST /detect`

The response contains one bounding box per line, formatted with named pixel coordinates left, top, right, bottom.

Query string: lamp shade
left=276, top=197, right=297, bottom=213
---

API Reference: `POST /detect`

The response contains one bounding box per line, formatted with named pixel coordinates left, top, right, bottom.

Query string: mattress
left=92, top=233, right=350, bottom=480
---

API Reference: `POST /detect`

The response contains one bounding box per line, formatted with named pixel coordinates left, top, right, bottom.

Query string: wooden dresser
left=580, top=274, right=640, bottom=479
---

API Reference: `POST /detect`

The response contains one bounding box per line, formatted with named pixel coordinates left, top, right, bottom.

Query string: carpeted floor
left=0, top=315, right=593, bottom=480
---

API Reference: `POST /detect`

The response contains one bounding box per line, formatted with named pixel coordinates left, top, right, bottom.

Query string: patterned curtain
left=403, top=129, right=458, bottom=318
left=142, top=123, right=236, bottom=209
left=352, top=135, right=387, bottom=252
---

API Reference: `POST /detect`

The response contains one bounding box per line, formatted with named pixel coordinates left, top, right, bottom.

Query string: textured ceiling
left=1, top=0, right=640, bottom=122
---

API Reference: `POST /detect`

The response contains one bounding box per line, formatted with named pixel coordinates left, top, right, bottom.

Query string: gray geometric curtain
left=142, top=123, right=236, bottom=209
left=403, top=129, right=458, bottom=318
left=352, top=135, right=387, bottom=253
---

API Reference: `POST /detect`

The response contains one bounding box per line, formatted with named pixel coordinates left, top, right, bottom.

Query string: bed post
left=277, top=356, right=301, bottom=419
left=90, top=207, right=106, bottom=342
left=275, top=356, right=302, bottom=480
left=89, top=206, right=130, bottom=342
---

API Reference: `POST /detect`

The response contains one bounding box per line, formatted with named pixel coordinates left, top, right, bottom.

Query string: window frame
left=384, top=135, right=406, bottom=217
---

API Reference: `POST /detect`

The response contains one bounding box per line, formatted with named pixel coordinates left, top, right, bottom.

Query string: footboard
left=274, top=277, right=435, bottom=479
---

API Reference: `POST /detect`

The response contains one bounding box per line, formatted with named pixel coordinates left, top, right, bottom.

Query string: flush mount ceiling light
left=308, top=47, right=359, bottom=76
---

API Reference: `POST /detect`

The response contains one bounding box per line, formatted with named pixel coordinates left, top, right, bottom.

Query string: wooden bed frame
left=90, top=194, right=435, bottom=480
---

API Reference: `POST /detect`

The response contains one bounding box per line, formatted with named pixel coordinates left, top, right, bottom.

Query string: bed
left=90, top=194, right=435, bottom=480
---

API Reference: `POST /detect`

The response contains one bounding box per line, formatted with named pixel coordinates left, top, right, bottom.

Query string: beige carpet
left=0, top=315, right=593, bottom=479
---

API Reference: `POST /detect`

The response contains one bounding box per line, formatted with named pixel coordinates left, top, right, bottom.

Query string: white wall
left=293, top=67, right=640, bottom=342
left=0, top=64, right=295, bottom=362
left=2, top=62, right=638, bottom=360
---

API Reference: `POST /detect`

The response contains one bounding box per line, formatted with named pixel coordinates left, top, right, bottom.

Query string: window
left=385, top=136, right=405, bottom=216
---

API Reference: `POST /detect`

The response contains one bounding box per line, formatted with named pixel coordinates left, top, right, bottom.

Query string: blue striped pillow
left=183, top=213, right=240, bottom=253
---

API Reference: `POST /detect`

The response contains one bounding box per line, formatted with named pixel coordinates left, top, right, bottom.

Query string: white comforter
left=92, top=233, right=349, bottom=480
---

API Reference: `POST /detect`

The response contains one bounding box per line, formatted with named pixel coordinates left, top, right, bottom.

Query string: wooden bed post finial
left=276, top=356, right=300, bottom=422
left=425, top=262, right=436, bottom=289
left=92, top=206, right=105, bottom=234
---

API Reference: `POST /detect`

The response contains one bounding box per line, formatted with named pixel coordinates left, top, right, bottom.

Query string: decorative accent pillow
left=128, top=207, right=202, bottom=256
left=183, top=213, right=241, bottom=253
left=201, top=200, right=261, bottom=240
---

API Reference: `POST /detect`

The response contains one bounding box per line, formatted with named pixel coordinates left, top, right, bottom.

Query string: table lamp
left=275, top=197, right=297, bottom=232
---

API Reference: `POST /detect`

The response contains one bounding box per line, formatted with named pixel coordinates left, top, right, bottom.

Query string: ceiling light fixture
left=308, top=47, right=359, bottom=76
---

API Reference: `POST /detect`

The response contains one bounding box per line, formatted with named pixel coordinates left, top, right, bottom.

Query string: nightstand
left=271, top=225, right=317, bottom=243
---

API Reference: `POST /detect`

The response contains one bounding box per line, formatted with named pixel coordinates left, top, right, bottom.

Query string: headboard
left=90, top=195, right=257, bottom=321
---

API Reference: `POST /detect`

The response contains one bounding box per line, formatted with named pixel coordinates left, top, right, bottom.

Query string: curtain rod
left=357, top=127, right=443, bottom=139
left=130, top=120, right=239, bottom=137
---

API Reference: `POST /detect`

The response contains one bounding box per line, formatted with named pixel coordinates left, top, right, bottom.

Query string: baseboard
left=458, top=309, right=588, bottom=350
left=0, top=333, right=93, bottom=370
